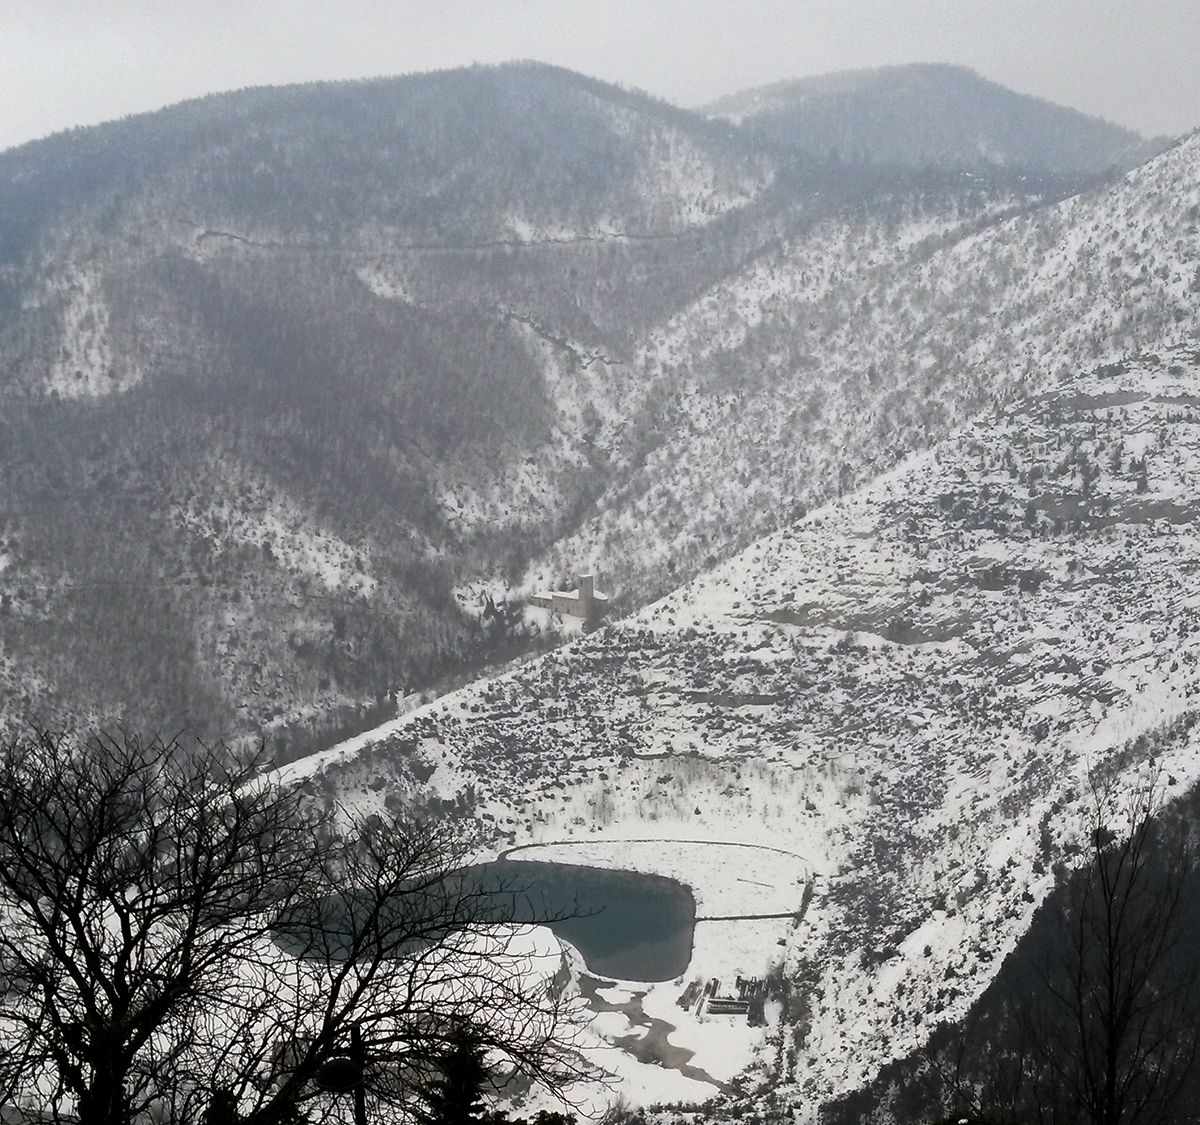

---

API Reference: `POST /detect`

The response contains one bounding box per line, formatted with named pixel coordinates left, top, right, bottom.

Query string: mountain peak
left=704, top=62, right=1156, bottom=175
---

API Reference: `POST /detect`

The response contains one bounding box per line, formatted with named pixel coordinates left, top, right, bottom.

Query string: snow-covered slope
left=704, top=63, right=1159, bottom=176
left=294, top=341, right=1200, bottom=1116
left=0, top=61, right=783, bottom=740
left=0, top=61, right=1194, bottom=768
left=527, top=133, right=1200, bottom=607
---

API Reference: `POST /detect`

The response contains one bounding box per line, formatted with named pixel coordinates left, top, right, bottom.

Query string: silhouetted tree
left=0, top=728, right=589, bottom=1125
left=416, top=1029, right=490, bottom=1125
left=933, top=773, right=1200, bottom=1125
left=1022, top=774, right=1200, bottom=1124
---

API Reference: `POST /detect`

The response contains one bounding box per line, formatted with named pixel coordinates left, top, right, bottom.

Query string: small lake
left=277, top=860, right=695, bottom=983
left=476, top=860, right=695, bottom=982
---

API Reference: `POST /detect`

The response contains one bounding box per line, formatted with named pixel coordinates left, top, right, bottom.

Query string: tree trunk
left=78, top=1053, right=129, bottom=1125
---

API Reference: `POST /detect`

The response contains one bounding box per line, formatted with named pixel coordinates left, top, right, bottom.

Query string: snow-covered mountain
left=4, top=51, right=1200, bottom=1123
left=0, top=62, right=1193, bottom=761
left=528, top=132, right=1200, bottom=609
left=0, top=62, right=782, bottom=741
left=704, top=63, right=1163, bottom=175
left=294, top=340, right=1200, bottom=1116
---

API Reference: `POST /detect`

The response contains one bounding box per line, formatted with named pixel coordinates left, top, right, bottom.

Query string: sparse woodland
left=5, top=65, right=1193, bottom=750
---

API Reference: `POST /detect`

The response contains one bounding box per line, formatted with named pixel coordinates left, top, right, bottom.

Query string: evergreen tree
left=418, top=1030, right=491, bottom=1125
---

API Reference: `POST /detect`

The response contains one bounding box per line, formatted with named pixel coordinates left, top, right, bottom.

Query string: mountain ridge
left=521, top=131, right=1200, bottom=611
left=0, top=62, right=1192, bottom=757
left=704, top=62, right=1165, bottom=176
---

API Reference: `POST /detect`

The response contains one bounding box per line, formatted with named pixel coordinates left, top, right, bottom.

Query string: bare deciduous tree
left=928, top=772, right=1200, bottom=1125
left=0, top=728, right=590, bottom=1125
left=1025, top=773, right=1200, bottom=1125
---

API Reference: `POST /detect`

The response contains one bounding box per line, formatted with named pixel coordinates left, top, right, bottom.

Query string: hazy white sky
left=3, top=1, right=1199, bottom=152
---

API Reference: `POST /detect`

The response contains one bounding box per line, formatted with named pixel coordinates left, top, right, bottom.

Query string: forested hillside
left=527, top=132, right=1200, bottom=607
left=704, top=63, right=1162, bottom=175
left=0, top=62, right=782, bottom=744
left=0, top=61, right=1186, bottom=748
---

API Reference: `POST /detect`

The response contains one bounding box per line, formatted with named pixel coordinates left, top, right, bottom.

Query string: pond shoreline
left=498, top=837, right=811, bottom=924
left=498, top=836, right=808, bottom=864
left=479, top=859, right=696, bottom=981
left=578, top=974, right=735, bottom=1094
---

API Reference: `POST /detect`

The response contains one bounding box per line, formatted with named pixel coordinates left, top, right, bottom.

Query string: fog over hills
left=703, top=62, right=1166, bottom=175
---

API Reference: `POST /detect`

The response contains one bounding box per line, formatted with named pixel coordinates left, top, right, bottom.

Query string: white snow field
left=287, top=341, right=1200, bottom=1115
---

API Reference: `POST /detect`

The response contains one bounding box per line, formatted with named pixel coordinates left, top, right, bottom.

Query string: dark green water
left=276, top=860, right=696, bottom=982
left=478, top=860, right=696, bottom=982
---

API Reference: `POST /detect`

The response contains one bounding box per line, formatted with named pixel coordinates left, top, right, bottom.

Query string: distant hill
left=0, top=61, right=784, bottom=745
left=0, top=61, right=772, bottom=268
left=704, top=62, right=1165, bottom=175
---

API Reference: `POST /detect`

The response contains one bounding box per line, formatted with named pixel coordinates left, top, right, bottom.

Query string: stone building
left=528, top=573, right=609, bottom=622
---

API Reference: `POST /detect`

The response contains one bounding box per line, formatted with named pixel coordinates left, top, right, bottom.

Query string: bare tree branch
left=0, top=728, right=594, bottom=1125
